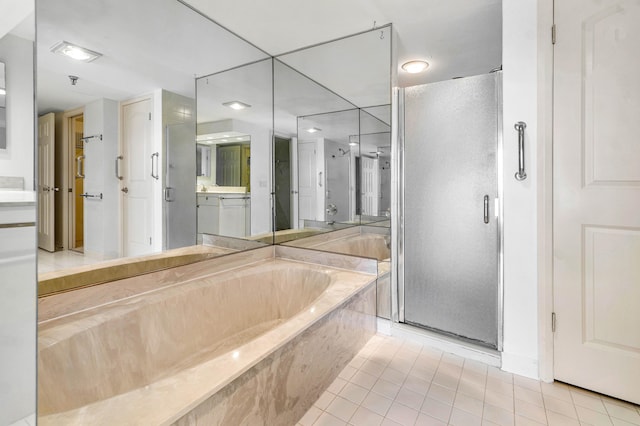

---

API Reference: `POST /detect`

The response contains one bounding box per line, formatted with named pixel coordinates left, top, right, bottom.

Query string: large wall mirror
left=35, top=0, right=270, bottom=293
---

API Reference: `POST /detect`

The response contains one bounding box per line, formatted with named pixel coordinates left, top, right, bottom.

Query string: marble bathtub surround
left=201, top=233, right=267, bottom=251
left=38, top=244, right=235, bottom=297
left=38, top=246, right=377, bottom=425
left=285, top=226, right=392, bottom=318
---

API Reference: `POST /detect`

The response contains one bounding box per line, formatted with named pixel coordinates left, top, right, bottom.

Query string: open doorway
left=274, top=137, right=291, bottom=230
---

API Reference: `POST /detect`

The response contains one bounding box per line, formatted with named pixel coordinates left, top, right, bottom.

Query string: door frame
left=61, top=107, right=85, bottom=251
left=393, top=71, right=505, bottom=351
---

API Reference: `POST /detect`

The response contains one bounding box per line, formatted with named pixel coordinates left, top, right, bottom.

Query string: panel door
left=297, top=141, right=317, bottom=224
left=38, top=113, right=55, bottom=252
left=553, top=0, right=640, bottom=404
left=122, top=98, right=154, bottom=257
left=403, top=73, right=500, bottom=348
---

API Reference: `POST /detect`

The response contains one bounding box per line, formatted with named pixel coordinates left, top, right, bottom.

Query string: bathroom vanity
left=196, top=187, right=250, bottom=238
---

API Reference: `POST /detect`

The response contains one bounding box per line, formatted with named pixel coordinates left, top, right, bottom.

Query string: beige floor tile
left=361, top=391, right=393, bottom=417
left=546, top=410, right=580, bottom=426
left=427, top=383, right=456, bottom=406
left=349, top=406, right=384, bottom=426
left=571, top=390, right=607, bottom=414
left=540, top=382, right=572, bottom=402
left=514, top=376, right=542, bottom=393
left=464, top=359, right=489, bottom=376
left=380, top=366, right=408, bottom=386
left=514, top=398, right=547, bottom=424
left=361, top=359, right=387, bottom=377
left=612, top=418, right=640, bottom=426
left=458, top=378, right=487, bottom=401
left=338, top=382, right=369, bottom=405
left=395, top=386, right=425, bottom=410
left=420, top=397, right=453, bottom=422
left=348, top=355, right=366, bottom=369
left=338, top=365, right=358, bottom=381
left=450, top=407, right=483, bottom=426
left=432, top=370, right=460, bottom=391
left=381, top=418, right=404, bottom=426
left=543, top=394, right=578, bottom=419
left=485, top=388, right=514, bottom=412
left=488, top=367, right=514, bottom=384
left=515, top=414, right=547, bottom=425
left=315, top=391, right=336, bottom=410
left=350, top=370, right=378, bottom=390
left=484, top=402, right=515, bottom=426
left=454, top=392, right=484, bottom=417
left=487, top=377, right=515, bottom=397
left=402, top=375, right=431, bottom=396
left=386, top=401, right=419, bottom=426
left=514, top=385, right=544, bottom=408
left=575, top=405, right=614, bottom=426
left=372, top=378, right=401, bottom=400
left=415, top=413, right=447, bottom=426
left=388, top=357, right=415, bottom=374
left=604, top=401, right=640, bottom=425
left=328, top=377, right=348, bottom=394
left=313, top=412, right=347, bottom=426
left=299, top=405, right=323, bottom=426
left=325, top=396, right=358, bottom=422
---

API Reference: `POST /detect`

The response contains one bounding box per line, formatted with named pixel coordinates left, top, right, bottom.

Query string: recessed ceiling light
left=223, top=101, right=251, bottom=110
left=221, top=139, right=228, bottom=142
left=236, top=137, right=243, bottom=141
left=51, top=41, right=102, bottom=63
left=307, top=127, right=321, bottom=133
left=401, top=60, right=429, bottom=74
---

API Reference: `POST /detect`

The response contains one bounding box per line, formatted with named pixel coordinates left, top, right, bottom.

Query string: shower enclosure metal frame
left=391, top=73, right=504, bottom=351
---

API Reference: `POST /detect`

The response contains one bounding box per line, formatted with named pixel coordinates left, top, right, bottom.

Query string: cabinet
left=197, top=193, right=250, bottom=238
left=196, top=194, right=219, bottom=235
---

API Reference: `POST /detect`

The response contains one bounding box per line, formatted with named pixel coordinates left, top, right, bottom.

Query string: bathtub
left=285, top=226, right=392, bottom=318
left=38, top=246, right=377, bottom=425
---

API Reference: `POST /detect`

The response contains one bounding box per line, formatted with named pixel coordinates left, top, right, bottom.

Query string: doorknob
left=53, top=187, right=60, bottom=192
left=121, top=187, right=129, bottom=193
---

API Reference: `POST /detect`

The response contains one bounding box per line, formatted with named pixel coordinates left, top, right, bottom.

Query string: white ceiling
left=183, top=0, right=502, bottom=87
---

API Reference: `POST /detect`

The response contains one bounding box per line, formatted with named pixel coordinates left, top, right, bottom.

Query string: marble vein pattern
left=37, top=246, right=377, bottom=425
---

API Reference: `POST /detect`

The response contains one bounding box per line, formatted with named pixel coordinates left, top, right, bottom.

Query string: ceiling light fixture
left=51, top=41, right=102, bottom=63
left=222, top=101, right=251, bottom=110
left=401, top=60, right=429, bottom=74
left=307, top=127, right=321, bottom=133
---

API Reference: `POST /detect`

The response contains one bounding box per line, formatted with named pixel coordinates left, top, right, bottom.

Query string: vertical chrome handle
left=318, top=171, right=323, bottom=187
left=484, top=195, right=490, bottom=224
left=514, top=121, right=527, bottom=181
left=115, top=155, right=123, bottom=180
left=151, top=152, right=159, bottom=180
left=76, top=155, right=85, bottom=178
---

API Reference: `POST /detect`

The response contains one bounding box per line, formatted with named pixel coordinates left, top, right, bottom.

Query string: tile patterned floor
left=299, top=334, right=640, bottom=426
left=38, top=248, right=111, bottom=274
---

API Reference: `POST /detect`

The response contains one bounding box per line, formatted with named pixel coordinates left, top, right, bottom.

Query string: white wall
left=0, top=34, right=34, bottom=191
left=501, top=0, right=553, bottom=379
left=83, top=98, right=120, bottom=258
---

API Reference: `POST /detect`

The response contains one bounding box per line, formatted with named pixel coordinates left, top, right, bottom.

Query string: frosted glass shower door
left=403, top=73, right=500, bottom=348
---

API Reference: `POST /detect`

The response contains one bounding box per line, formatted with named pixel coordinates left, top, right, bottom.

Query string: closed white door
left=554, top=0, right=640, bottom=404
left=360, top=156, right=379, bottom=216
left=38, top=113, right=55, bottom=252
left=297, top=141, right=317, bottom=224
left=122, top=98, right=154, bottom=257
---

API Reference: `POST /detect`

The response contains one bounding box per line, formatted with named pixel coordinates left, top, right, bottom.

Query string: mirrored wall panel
left=0, top=62, right=5, bottom=150
left=196, top=58, right=273, bottom=243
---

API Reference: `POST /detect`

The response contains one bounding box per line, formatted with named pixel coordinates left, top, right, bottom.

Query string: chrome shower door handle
left=115, top=155, right=123, bottom=180
left=484, top=195, right=489, bottom=224
left=76, top=155, right=85, bottom=178
left=318, top=171, right=323, bottom=187
left=151, top=152, right=159, bottom=180
left=514, top=121, right=527, bottom=181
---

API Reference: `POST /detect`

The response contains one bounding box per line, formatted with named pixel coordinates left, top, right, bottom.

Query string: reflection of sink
left=197, top=186, right=247, bottom=193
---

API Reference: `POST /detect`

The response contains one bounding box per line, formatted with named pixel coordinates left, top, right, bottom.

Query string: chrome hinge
left=149, top=237, right=152, bottom=245
left=552, top=312, right=556, bottom=332
left=148, top=112, right=152, bottom=120
left=552, top=25, right=556, bottom=45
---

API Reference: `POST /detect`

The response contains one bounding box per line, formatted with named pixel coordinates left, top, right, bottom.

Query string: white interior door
left=360, top=156, right=379, bottom=216
left=38, top=113, right=55, bottom=252
left=290, top=137, right=299, bottom=229
left=554, top=0, right=640, bottom=404
left=297, top=141, right=317, bottom=225
left=122, top=98, right=154, bottom=257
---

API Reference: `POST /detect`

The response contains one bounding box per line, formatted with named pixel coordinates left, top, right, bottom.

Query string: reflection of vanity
left=196, top=187, right=250, bottom=238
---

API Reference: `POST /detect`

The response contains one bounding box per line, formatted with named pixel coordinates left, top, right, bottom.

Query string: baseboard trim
left=501, top=351, right=539, bottom=379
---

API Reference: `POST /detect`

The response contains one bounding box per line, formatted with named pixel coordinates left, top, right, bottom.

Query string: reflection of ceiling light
left=51, top=41, right=102, bottom=62
left=349, top=135, right=359, bottom=146
left=307, top=127, right=321, bottom=133
left=223, top=134, right=230, bottom=137
left=223, top=101, right=251, bottom=110
left=221, top=139, right=228, bottom=142
left=236, top=137, right=243, bottom=141
left=0, top=88, right=5, bottom=95
left=401, top=60, right=429, bottom=74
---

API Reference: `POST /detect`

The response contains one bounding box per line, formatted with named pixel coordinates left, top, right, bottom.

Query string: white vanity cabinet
left=197, top=192, right=250, bottom=238
left=196, top=194, right=219, bottom=235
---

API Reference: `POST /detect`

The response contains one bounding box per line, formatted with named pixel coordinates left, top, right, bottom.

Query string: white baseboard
left=377, top=317, right=392, bottom=335
left=501, top=351, right=539, bottom=379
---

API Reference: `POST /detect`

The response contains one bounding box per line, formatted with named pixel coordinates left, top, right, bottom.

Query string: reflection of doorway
left=69, top=113, right=84, bottom=252
left=274, top=137, right=291, bottom=230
